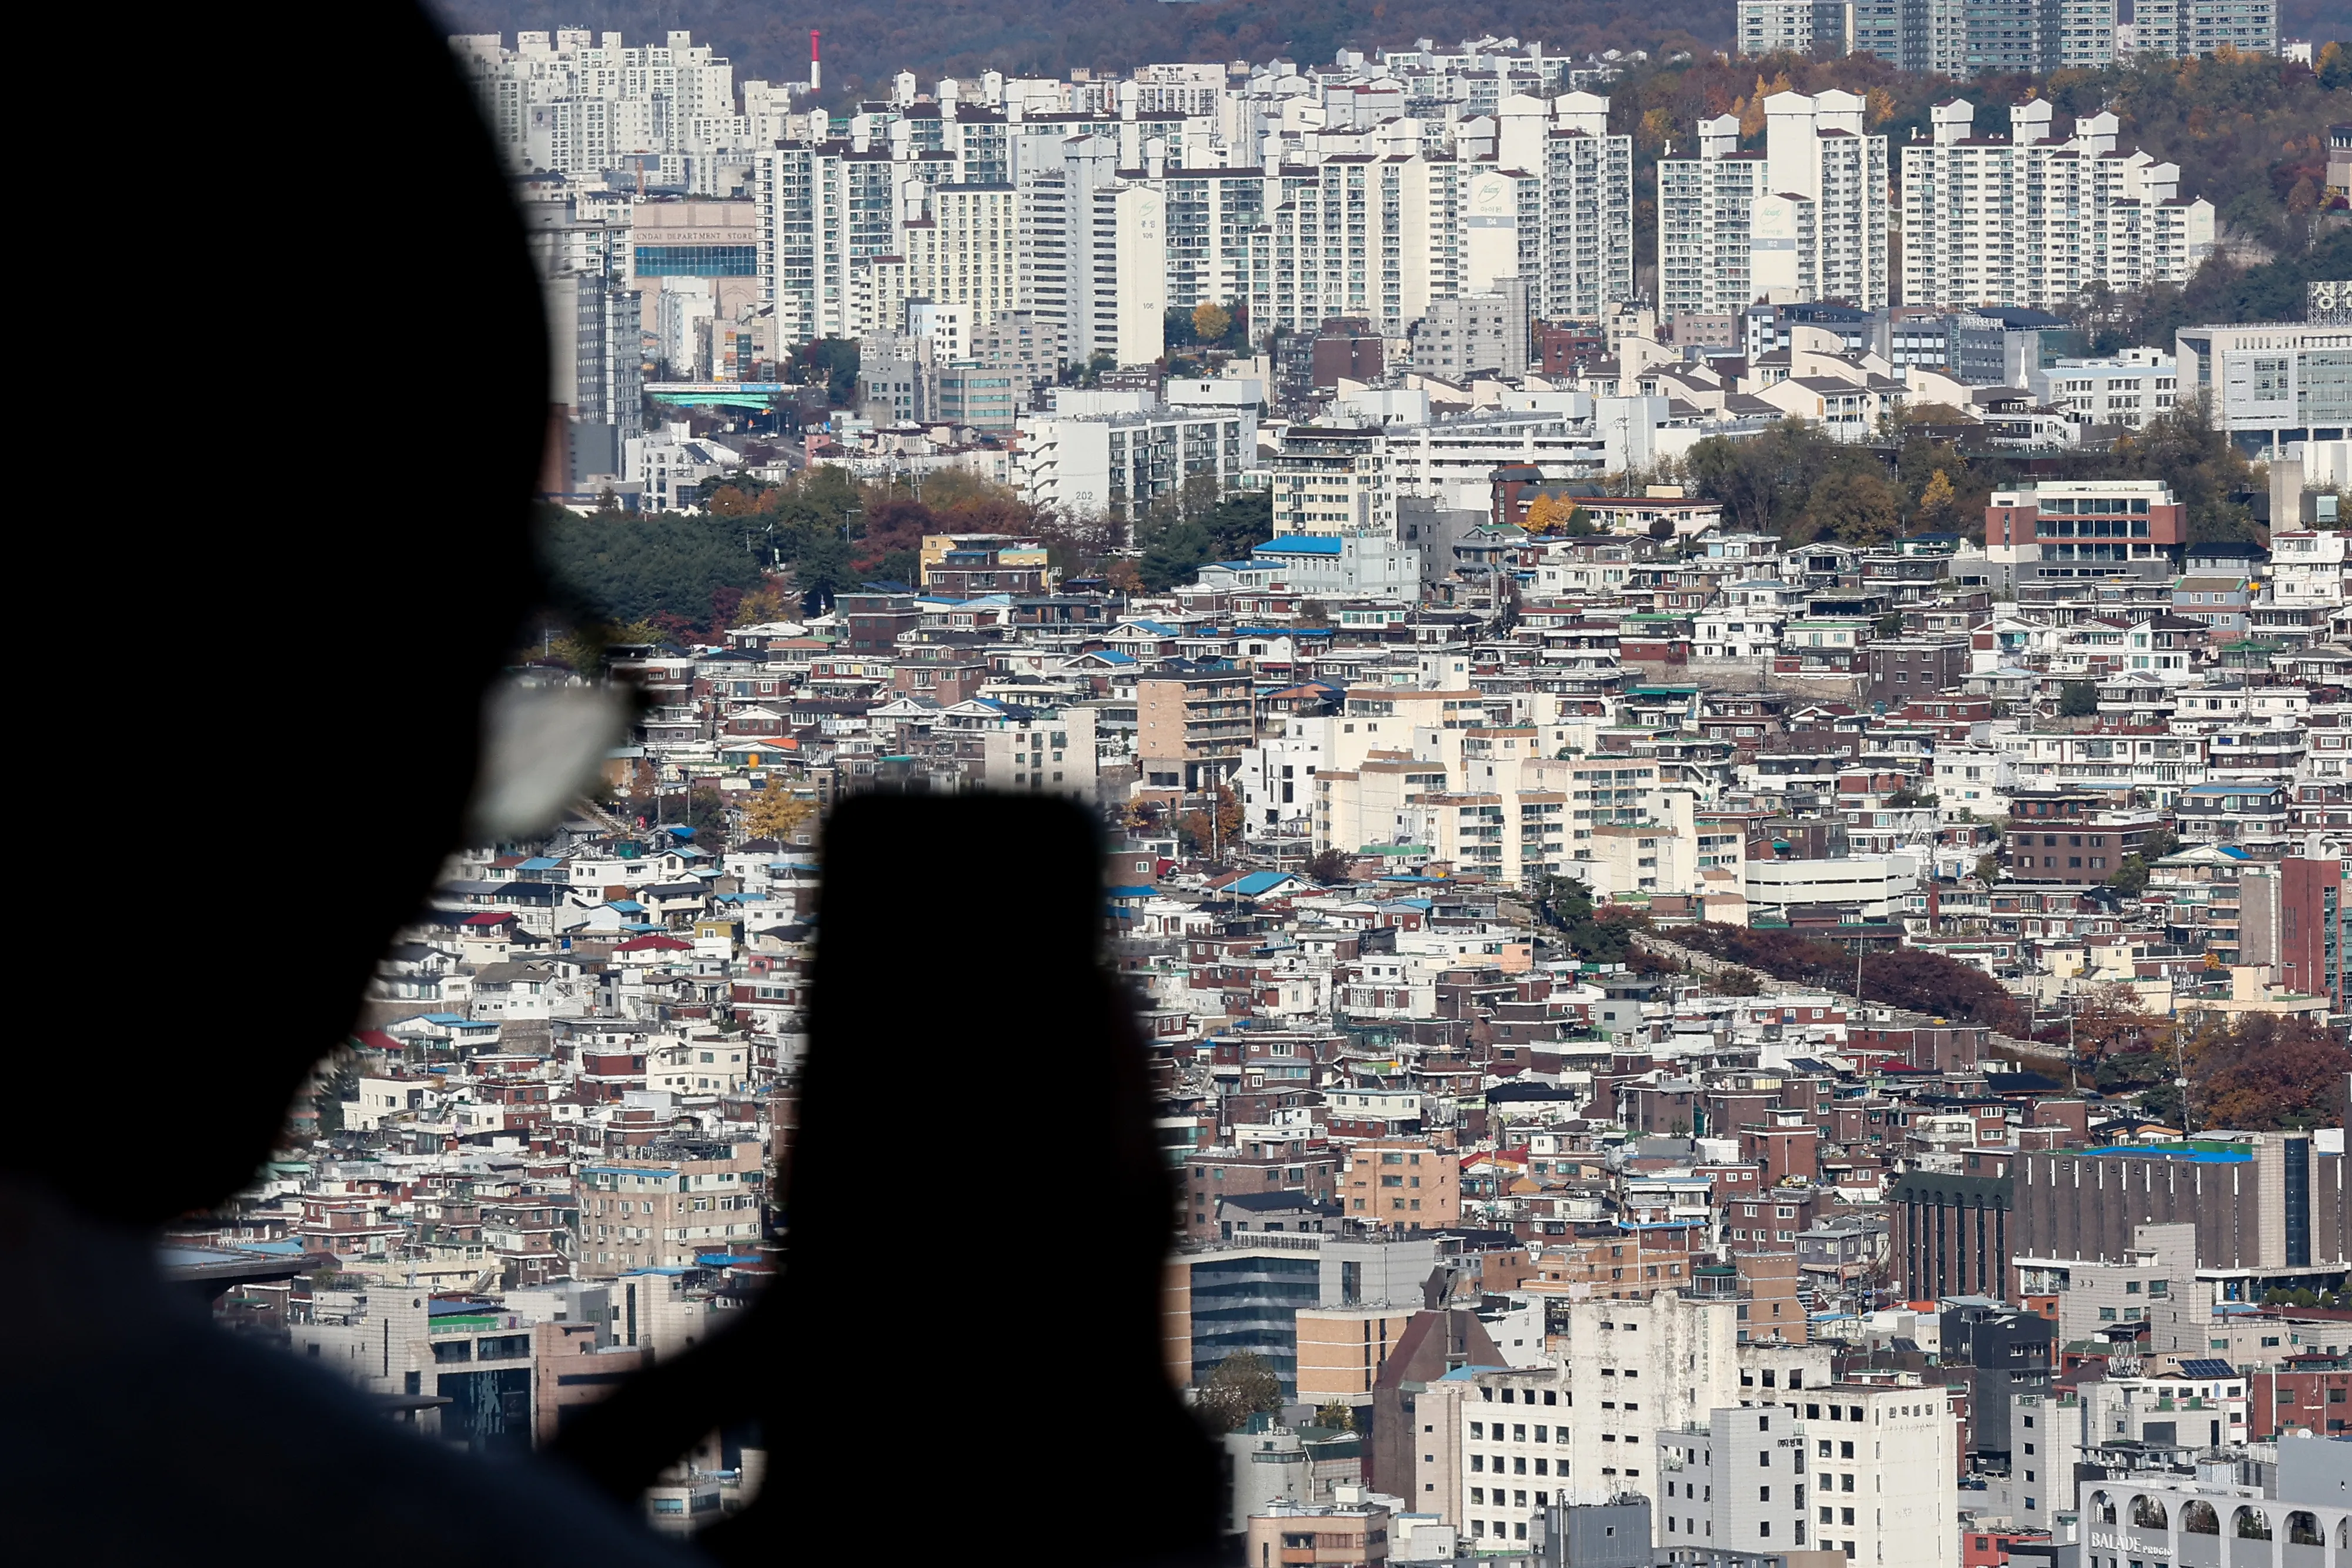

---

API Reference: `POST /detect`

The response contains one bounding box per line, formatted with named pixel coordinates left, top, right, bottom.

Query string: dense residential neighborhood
left=143, top=20, right=2352, bottom=1568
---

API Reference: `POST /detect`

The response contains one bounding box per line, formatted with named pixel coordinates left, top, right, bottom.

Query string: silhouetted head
left=15, top=2, right=546, bottom=1226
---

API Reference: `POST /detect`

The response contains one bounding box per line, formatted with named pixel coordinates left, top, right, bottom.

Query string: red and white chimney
left=809, top=29, right=821, bottom=93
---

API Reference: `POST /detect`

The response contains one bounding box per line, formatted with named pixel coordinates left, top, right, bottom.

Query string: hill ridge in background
left=437, top=0, right=2341, bottom=102
left=435, top=0, right=1733, bottom=100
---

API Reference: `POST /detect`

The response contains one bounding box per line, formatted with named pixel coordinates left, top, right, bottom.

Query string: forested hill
left=433, top=0, right=1734, bottom=98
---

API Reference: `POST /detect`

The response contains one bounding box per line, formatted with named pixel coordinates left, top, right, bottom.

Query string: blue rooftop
left=1230, top=871, right=1297, bottom=897
left=2086, top=1144, right=2250, bottom=1164
left=1255, top=535, right=1345, bottom=556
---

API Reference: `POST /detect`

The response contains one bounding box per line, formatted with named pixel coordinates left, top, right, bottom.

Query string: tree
left=2104, top=827, right=2179, bottom=897
left=1181, top=787, right=1245, bottom=861
left=1524, top=494, right=1595, bottom=535
left=794, top=337, right=861, bottom=406
left=2056, top=681, right=2100, bottom=718
left=1808, top=469, right=1902, bottom=547
left=1307, top=848, right=1351, bottom=885
left=538, top=506, right=770, bottom=635
left=1203, top=492, right=1275, bottom=560
left=729, top=579, right=797, bottom=627
left=2193, top=1013, right=2352, bottom=1131
left=1916, top=469, right=1958, bottom=531
left=1193, top=302, right=1234, bottom=346
left=1535, top=875, right=1645, bottom=965
left=1312, top=1402, right=1358, bottom=1433
left=1137, top=517, right=1214, bottom=592
left=313, top=1056, right=360, bottom=1136
left=743, top=783, right=817, bottom=844
left=1712, top=967, right=1763, bottom=997
left=2067, top=983, right=2166, bottom=1062
left=1673, top=920, right=2028, bottom=1033
left=1196, top=1352, right=1284, bottom=1433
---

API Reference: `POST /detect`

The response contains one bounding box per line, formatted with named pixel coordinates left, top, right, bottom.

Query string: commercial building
left=1983, top=479, right=2189, bottom=586
left=2173, top=322, right=2352, bottom=454
left=2011, top=1138, right=2352, bottom=1296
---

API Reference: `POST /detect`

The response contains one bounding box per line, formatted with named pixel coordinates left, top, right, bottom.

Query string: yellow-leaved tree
left=1523, top=494, right=1593, bottom=536
left=1192, top=302, right=1233, bottom=346
left=730, top=579, right=796, bottom=627
left=743, top=784, right=817, bottom=844
left=1917, top=469, right=1958, bottom=531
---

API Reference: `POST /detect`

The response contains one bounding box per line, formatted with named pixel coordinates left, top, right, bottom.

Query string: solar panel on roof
left=2177, top=1358, right=2237, bottom=1379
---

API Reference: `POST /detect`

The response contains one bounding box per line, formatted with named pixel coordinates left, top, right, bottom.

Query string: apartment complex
left=1657, top=91, right=1891, bottom=320
left=1903, top=99, right=2214, bottom=313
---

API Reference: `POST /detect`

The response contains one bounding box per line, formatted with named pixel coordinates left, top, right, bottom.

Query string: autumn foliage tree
left=1181, top=786, right=1245, bottom=861
left=1522, top=494, right=1596, bottom=536
left=2191, top=1013, right=2352, bottom=1131
left=1673, top=922, right=2028, bottom=1034
left=742, top=783, right=818, bottom=845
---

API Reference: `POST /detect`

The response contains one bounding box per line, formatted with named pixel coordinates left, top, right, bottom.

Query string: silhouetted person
left=4, top=4, right=684, bottom=1560
left=5, top=7, right=1221, bottom=1560
left=549, top=795, right=1224, bottom=1566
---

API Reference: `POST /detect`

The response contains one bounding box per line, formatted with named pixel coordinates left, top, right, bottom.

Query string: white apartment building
left=1736, top=0, right=1853, bottom=56
left=1902, top=99, right=2214, bottom=313
left=1695, top=610, right=1786, bottom=660
left=1558, top=1294, right=1743, bottom=1534
left=1447, top=1295, right=1745, bottom=1548
left=1933, top=744, right=2017, bottom=823
left=622, top=423, right=740, bottom=512
left=1247, top=535, right=1425, bottom=603
left=1742, top=855, right=1920, bottom=922
left=1240, top=715, right=1335, bottom=834
left=2173, top=323, right=2352, bottom=452
left=452, top=29, right=744, bottom=178
left=1992, top=726, right=2208, bottom=804
left=1385, top=412, right=1607, bottom=509
left=2133, top=0, right=2278, bottom=57
left=2269, top=530, right=2352, bottom=609
left=1655, top=1385, right=1956, bottom=1567
left=1657, top=121, right=1766, bottom=319
left=2029, top=348, right=2180, bottom=432
left=1010, top=407, right=1253, bottom=522
left=1271, top=426, right=1395, bottom=539
left=1656, top=92, right=1890, bottom=321
left=977, top=704, right=1100, bottom=798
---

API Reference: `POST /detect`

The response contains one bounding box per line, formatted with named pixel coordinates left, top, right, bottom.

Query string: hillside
left=435, top=0, right=1735, bottom=98
left=439, top=0, right=2340, bottom=99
